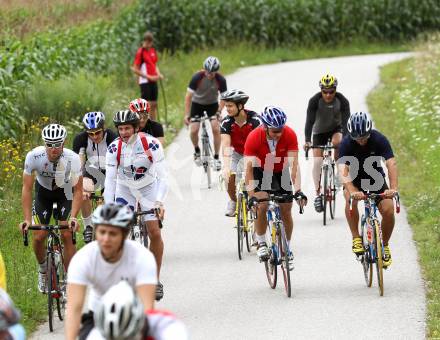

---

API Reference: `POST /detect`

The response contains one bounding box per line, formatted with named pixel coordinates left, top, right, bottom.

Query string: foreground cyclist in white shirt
left=65, top=203, right=157, bottom=340
left=104, top=110, right=168, bottom=301
left=87, top=280, right=188, bottom=340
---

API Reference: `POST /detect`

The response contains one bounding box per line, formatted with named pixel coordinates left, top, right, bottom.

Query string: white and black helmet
left=113, top=110, right=140, bottom=127
left=41, top=124, right=67, bottom=143
left=203, top=56, right=220, bottom=73
left=220, top=89, right=249, bottom=105
left=94, top=280, right=145, bottom=340
left=92, top=203, right=134, bottom=229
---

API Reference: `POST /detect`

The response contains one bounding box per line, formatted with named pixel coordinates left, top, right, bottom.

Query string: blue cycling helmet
left=260, top=106, right=287, bottom=129
left=83, top=112, right=105, bottom=130
left=347, top=112, right=372, bottom=139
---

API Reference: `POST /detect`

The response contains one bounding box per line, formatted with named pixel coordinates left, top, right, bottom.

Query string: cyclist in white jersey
left=104, top=110, right=168, bottom=301
left=87, top=280, right=188, bottom=340
left=73, top=112, right=117, bottom=243
left=20, top=124, right=82, bottom=293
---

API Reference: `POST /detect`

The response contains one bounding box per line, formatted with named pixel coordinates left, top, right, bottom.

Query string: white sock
left=82, top=214, right=92, bottom=227
left=256, top=234, right=266, bottom=244
left=39, top=260, right=47, bottom=273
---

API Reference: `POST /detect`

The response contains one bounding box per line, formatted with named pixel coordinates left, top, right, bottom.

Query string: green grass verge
left=1, top=39, right=410, bottom=334
left=367, top=38, right=440, bottom=338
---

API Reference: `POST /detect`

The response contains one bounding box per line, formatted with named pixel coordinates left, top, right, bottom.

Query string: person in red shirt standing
left=244, top=106, right=307, bottom=268
left=131, top=31, right=164, bottom=121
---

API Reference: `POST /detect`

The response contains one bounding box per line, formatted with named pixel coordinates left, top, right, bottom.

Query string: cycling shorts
left=312, top=126, right=342, bottom=146
left=33, top=181, right=72, bottom=224
left=140, top=82, right=158, bottom=101
left=190, top=102, right=219, bottom=121
left=230, top=151, right=244, bottom=174
left=114, top=182, right=159, bottom=221
left=251, top=167, right=293, bottom=203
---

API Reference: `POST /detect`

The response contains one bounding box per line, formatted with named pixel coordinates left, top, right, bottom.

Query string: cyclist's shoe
left=314, top=195, right=323, bottom=213
left=38, top=271, right=47, bottom=294
left=352, top=237, right=365, bottom=256
left=83, top=225, right=93, bottom=244
left=225, top=200, right=236, bottom=217
left=383, top=245, right=392, bottom=269
left=155, top=281, right=164, bottom=301
left=213, top=159, right=222, bottom=171
left=194, top=152, right=202, bottom=167
left=287, top=251, right=294, bottom=271
left=257, top=242, right=270, bottom=262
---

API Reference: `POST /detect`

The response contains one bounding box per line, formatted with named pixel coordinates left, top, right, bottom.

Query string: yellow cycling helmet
left=319, top=74, right=338, bottom=89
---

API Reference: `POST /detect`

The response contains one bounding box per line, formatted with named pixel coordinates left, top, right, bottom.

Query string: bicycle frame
left=198, top=111, right=214, bottom=188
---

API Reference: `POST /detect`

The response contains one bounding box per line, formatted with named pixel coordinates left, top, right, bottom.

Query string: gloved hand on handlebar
left=295, top=190, right=308, bottom=205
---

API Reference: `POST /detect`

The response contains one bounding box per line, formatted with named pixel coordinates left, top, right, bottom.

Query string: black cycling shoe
left=314, top=196, right=323, bottom=213
left=83, top=225, right=94, bottom=244
left=155, top=281, right=164, bottom=301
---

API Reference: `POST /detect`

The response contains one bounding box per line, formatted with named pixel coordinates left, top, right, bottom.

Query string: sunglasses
left=45, top=142, right=63, bottom=148
left=268, top=128, right=283, bottom=134
left=322, top=89, right=336, bottom=95
left=87, top=129, right=103, bottom=137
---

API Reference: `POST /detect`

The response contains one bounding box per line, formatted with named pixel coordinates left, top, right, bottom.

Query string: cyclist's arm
left=385, top=157, right=398, bottom=190
left=337, top=93, right=351, bottom=136
left=184, top=90, right=193, bottom=118
left=244, top=155, right=257, bottom=196
left=21, top=173, right=34, bottom=223
left=338, top=163, right=358, bottom=194
left=71, top=175, right=83, bottom=219
left=136, top=284, right=156, bottom=310
left=65, top=283, right=87, bottom=340
left=288, top=151, right=301, bottom=192
left=221, top=134, right=232, bottom=173
left=305, top=97, right=318, bottom=143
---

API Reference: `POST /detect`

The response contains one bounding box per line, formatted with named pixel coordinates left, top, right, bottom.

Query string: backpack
left=116, top=132, right=153, bottom=166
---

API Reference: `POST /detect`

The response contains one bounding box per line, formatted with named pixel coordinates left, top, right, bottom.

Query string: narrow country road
left=31, top=52, right=425, bottom=339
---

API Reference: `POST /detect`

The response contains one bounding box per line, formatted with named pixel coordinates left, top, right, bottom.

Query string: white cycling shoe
left=213, top=159, right=222, bottom=171
left=257, top=242, right=270, bottom=261
left=225, top=200, right=236, bottom=217
left=38, top=271, right=47, bottom=293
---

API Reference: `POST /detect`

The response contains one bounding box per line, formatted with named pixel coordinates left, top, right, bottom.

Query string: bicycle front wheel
left=374, top=221, right=384, bottom=296
left=56, top=251, right=66, bottom=320
left=236, top=193, right=244, bottom=260
left=140, top=219, right=149, bottom=248
left=278, top=228, right=292, bottom=297
left=47, top=253, right=54, bottom=332
left=202, top=138, right=212, bottom=189
left=329, top=163, right=336, bottom=220
left=361, top=223, right=373, bottom=287
left=322, top=166, right=328, bottom=226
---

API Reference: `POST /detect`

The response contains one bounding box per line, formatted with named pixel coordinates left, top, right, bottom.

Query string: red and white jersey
left=133, top=47, right=159, bottom=84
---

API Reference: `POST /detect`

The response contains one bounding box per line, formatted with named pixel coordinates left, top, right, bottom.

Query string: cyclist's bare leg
left=210, top=119, right=221, bottom=155
left=254, top=191, right=269, bottom=238
left=378, top=199, right=395, bottom=245
left=149, top=101, right=158, bottom=121
left=343, top=188, right=361, bottom=238
left=81, top=178, right=94, bottom=224
left=32, top=230, right=48, bottom=264
left=331, top=132, right=343, bottom=160
left=60, top=225, right=76, bottom=270
left=279, top=202, right=293, bottom=240
left=189, top=122, right=200, bottom=149
left=227, top=173, right=236, bottom=201
left=146, top=220, right=163, bottom=276
left=313, top=148, right=323, bottom=195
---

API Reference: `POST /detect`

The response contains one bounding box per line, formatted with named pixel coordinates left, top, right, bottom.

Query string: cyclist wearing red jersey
left=244, top=107, right=307, bottom=269
left=87, top=281, right=188, bottom=340
left=220, top=89, right=260, bottom=216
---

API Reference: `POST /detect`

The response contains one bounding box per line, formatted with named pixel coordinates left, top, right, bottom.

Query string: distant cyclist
left=104, top=110, right=168, bottom=301
left=65, top=203, right=157, bottom=340
left=304, top=74, right=350, bottom=213
left=220, top=89, right=260, bottom=216
left=184, top=56, right=227, bottom=170
left=337, top=112, right=398, bottom=268
left=86, top=280, right=188, bottom=340
left=20, top=124, right=82, bottom=293
left=73, top=112, right=117, bottom=243
left=0, top=288, right=26, bottom=340
left=244, top=106, right=307, bottom=269
left=129, top=98, right=165, bottom=146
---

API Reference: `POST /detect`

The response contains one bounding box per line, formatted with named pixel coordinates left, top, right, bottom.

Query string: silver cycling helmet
left=94, top=280, right=145, bottom=340
left=92, top=203, right=134, bottom=230
left=41, top=124, right=67, bottom=143
left=220, top=89, right=249, bottom=105
left=203, top=56, right=220, bottom=73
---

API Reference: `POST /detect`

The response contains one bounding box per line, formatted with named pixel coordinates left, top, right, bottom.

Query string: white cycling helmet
left=92, top=203, right=134, bottom=230
left=94, top=280, right=145, bottom=340
left=203, top=56, right=220, bottom=72
left=41, top=124, right=67, bottom=143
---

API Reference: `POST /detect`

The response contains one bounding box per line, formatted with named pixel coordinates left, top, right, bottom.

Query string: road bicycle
left=192, top=111, right=215, bottom=188
left=306, top=139, right=337, bottom=226
left=130, top=205, right=163, bottom=248
left=233, top=171, right=255, bottom=260
left=252, top=193, right=304, bottom=298
left=85, top=192, right=104, bottom=242
left=22, top=204, right=76, bottom=332
left=350, top=192, right=400, bottom=296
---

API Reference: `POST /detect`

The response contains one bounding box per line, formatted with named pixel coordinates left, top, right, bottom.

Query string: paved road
left=31, top=52, right=425, bottom=339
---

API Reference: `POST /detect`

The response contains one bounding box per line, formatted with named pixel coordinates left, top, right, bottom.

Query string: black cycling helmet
left=220, top=89, right=249, bottom=105
left=113, top=110, right=140, bottom=127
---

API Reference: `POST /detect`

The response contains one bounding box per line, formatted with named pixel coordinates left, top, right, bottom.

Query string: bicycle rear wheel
left=56, top=250, right=66, bottom=320
left=322, top=166, right=328, bottom=226
left=236, top=193, right=244, bottom=260
left=329, top=163, right=336, bottom=220
left=278, top=228, right=292, bottom=297
left=202, top=137, right=212, bottom=189
left=361, top=223, right=373, bottom=287
left=47, top=253, right=54, bottom=332
left=140, top=217, right=149, bottom=248
left=374, top=221, right=384, bottom=296
left=264, top=247, right=277, bottom=289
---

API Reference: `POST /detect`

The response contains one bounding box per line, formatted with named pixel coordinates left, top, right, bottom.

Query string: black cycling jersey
left=305, top=92, right=350, bottom=142
left=140, top=119, right=164, bottom=138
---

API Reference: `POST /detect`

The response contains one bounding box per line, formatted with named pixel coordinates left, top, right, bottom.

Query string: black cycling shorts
left=312, top=126, right=343, bottom=146
left=252, top=167, right=294, bottom=203
left=33, top=181, right=72, bottom=224
left=190, top=102, right=219, bottom=121
left=140, top=82, right=158, bottom=101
